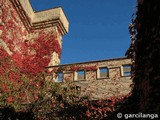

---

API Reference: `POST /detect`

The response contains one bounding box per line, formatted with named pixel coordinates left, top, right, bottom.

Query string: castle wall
left=48, top=57, right=132, bottom=99
left=1, top=0, right=131, bottom=100
left=0, top=0, right=69, bottom=71
left=0, top=0, right=28, bottom=56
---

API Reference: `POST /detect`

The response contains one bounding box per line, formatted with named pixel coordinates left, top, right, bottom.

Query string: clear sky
left=30, top=0, right=136, bottom=64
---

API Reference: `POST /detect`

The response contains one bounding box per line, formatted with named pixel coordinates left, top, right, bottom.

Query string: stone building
left=48, top=57, right=132, bottom=99
left=0, top=0, right=131, bottom=99
left=0, top=0, right=69, bottom=67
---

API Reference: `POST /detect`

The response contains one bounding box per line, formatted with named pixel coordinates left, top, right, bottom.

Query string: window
left=122, top=65, right=131, bottom=76
left=98, top=67, right=109, bottom=78
left=77, top=70, right=85, bottom=80
left=57, top=73, right=63, bottom=82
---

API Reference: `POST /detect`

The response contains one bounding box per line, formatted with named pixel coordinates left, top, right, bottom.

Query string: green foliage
left=0, top=52, right=129, bottom=119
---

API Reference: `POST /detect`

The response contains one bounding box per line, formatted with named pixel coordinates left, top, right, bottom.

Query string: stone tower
left=0, top=0, right=69, bottom=69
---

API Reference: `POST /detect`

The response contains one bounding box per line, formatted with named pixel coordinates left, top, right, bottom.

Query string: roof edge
left=47, top=57, right=131, bottom=68
left=10, top=0, right=69, bottom=35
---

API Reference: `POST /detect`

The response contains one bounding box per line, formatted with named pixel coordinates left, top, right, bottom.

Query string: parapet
left=47, top=57, right=132, bottom=99
left=1, top=0, right=68, bottom=67
left=11, top=0, right=69, bottom=35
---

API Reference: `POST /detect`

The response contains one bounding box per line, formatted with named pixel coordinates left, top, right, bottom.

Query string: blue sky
left=30, top=0, right=136, bottom=64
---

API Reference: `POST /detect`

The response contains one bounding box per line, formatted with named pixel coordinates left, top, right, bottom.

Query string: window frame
left=74, top=70, right=86, bottom=81
left=97, top=67, right=109, bottom=79
left=121, top=64, right=131, bottom=77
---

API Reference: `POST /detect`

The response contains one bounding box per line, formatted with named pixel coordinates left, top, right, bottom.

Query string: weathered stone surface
left=0, top=0, right=69, bottom=67
left=49, top=57, right=132, bottom=99
left=1, top=0, right=132, bottom=100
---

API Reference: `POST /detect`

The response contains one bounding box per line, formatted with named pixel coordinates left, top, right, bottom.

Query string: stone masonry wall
left=0, top=0, right=28, bottom=56
left=0, top=0, right=69, bottom=68
left=48, top=57, right=132, bottom=99
left=1, top=0, right=131, bottom=100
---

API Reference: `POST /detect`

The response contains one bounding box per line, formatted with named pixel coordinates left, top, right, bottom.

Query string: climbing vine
left=0, top=0, right=61, bottom=109
left=0, top=0, right=61, bottom=76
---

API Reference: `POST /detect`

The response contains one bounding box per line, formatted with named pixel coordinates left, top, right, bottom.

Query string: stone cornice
left=32, top=8, right=68, bottom=35
left=10, top=0, right=32, bottom=31
left=10, top=0, right=69, bottom=35
left=47, top=57, right=131, bottom=68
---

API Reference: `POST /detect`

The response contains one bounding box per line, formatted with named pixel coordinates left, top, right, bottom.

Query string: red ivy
left=0, top=0, right=62, bottom=107
left=84, top=65, right=97, bottom=71
left=1, top=0, right=61, bottom=77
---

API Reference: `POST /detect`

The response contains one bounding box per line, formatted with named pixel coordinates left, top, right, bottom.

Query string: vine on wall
left=0, top=0, right=61, bottom=108
left=0, top=0, right=61, bottom=76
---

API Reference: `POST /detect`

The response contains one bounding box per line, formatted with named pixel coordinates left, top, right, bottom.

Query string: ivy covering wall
left=0, top=0, right=61, bottom=77
left=0, top=0, right=61, bottom=107
left=126, top=0, right=160, bottom=113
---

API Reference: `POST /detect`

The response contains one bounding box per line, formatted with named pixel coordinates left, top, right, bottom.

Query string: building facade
left=0, top=0, right=131, bottom=99
left=0, top=0, right=69, bottom=68
left=48, top=57, right=132, bottom=99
